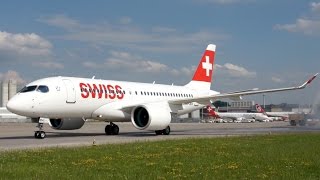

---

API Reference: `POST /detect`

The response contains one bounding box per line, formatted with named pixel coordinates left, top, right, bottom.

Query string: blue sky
left=0, top=0, right=319, bottom=104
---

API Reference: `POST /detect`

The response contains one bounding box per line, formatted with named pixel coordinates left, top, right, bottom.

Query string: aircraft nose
left=6, top=97, right=19, bottom=113
left=6, top=96, right=29, bottom=115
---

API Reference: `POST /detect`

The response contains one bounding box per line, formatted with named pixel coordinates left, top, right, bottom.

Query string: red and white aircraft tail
left=255, top=104, right=266, bottom=114
left=205, top=105, right=220, bottom=118
left=255, top=104, right=292, bottom=121
left=185, top=44, right=216, bottom=91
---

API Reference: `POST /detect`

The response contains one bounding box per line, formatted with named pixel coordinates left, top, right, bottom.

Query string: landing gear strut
left=155, top=126, right=170, bottom=135
left=105, top=122, right=119, bottom=135
left=34, top=118, right=46, bottom=139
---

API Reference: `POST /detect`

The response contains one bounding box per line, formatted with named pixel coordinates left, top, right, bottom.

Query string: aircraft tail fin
left=185, top=44, right=216, bottom=91
left=255, top=104, right=266, bottom=114
left=206, top=105, right=220, bottom=118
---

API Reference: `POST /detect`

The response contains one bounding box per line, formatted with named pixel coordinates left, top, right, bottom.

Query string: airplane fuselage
left=215, top=112, right=269, bottom=121
left=8, top=76, right=219, bottom=121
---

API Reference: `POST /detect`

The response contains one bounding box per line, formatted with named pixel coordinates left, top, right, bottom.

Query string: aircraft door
left=63, top=79, right=76, bottom=103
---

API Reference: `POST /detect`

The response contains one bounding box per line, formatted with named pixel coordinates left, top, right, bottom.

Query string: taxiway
left=0, top=121, right=320, bottom=151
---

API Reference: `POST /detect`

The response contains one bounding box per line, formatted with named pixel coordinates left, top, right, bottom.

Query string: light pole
left=263, top=94, right=266, bottom=108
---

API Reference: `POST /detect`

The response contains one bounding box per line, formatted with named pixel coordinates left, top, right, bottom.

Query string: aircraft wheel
left=34, top=132, right=38, bottom=138
left=40, top=131, right=46, bottom=139
left=105, top=124, right=119, bottom=135
left=111, top=124, right=119, bottom=135
left=155, top=130, right=163, bottom=135
left=163, top=126, right=170, bottom=135
left=34, top=131, right=46, bottom=139
left=105, top=125, right=112, bottom=135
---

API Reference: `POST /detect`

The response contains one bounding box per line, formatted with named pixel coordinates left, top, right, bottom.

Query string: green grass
left=1, top=133, right=320, bottom=179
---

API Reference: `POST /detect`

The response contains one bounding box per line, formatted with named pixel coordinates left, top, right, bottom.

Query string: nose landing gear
left=34, top=118, right=46, bottom=139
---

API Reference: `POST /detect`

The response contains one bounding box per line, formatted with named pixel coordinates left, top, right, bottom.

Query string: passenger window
left=20, top=86, right=38, bottom=93
left=37, top=85, right=49, bottom=93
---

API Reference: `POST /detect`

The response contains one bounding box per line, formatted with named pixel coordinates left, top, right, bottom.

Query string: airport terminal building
left=0, top=80, right=29, bottom=122
left=0, top=80, right=17, bottom=107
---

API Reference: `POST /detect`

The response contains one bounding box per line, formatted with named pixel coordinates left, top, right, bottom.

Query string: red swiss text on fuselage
left=79, top=83, right=124, bottom=99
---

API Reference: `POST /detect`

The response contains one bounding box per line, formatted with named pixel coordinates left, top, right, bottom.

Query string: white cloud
left=83, top=50, right=195, bottom=75
left=311, top=2, right=320, bottom=12
left=38, top=15, right=80, bottom=30
left=39, top=15, right=229, bottom=53
left=0, top=31, right=52, bottom=56
left=32, top=61, right=64, bottom=69
left=0, top=70, right=25, bottom=84
left=84, top=50, right=255, bottom=79
left=274, top=18, right=320, bottom=35
left=87, top=51, right=170, bottom=73
left=274, top=2, right=320, bottom=36
left=105, top=58, right=169, bottom=73
left=215, top=63, right=256, bottom=78
left=271, top=77, right=284, bottom=83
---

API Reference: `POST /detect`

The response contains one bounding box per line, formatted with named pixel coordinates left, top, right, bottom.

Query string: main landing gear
left=155, top=126, right=170, bottom=135
left=105, top=122, right=119, bottom=135
left=34, top=119, right=46, bottom=139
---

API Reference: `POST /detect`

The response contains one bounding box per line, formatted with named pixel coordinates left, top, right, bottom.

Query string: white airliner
left=6, top=44, right=318, bottom=139
left=255, top=104, right=295, bottom=121
left=205, top=105, right=269, bottom=122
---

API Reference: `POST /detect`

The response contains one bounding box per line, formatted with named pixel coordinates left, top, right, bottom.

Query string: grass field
left=1, top=133, right=320, bottom=179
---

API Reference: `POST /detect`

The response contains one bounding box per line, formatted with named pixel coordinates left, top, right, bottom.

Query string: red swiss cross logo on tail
left=192, top=44, right=216, bottom=83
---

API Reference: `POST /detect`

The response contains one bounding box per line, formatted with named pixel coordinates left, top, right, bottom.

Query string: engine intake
left=133, top=107, right=149, bottom=127
left=131, top=103, right=171, bottom=131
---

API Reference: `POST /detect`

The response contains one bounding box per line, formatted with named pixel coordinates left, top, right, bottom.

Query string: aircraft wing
left=169, top=73, right=318, bottom=105
left=94, top=73, right=317, bottom=117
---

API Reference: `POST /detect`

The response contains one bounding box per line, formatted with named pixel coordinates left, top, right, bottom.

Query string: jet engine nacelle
left=131, top=103, right=171, bottom=131
left=49, top=118, right=85, bottom=130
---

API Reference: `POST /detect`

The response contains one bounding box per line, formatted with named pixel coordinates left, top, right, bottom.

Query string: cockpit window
left=37, top=85, right=49, bottom=93
left=19, top=86, right=38, bottom=93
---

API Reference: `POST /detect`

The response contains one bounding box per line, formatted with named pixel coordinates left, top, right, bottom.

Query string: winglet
left=298, top=73, right=318, bottom=89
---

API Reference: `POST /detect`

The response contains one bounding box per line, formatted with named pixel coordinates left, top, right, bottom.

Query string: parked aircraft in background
left=205, top=105, right=269, bottom=122
left=255, top=104, right=295, bottom=121
left=6, top=44, right=318, bottom=138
